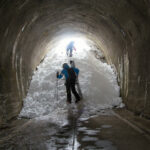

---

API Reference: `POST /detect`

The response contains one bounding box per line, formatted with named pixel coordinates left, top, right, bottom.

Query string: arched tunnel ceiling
left=6, top=0, right=128, bottom=68
left=1, top=0, right=148, bottom=65
left=0, top=0, right=150, bottom=124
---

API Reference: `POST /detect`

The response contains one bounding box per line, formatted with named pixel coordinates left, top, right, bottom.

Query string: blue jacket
left=67, top=42, right=74, bottom=51
left=57, top=64, right=79, bottom=80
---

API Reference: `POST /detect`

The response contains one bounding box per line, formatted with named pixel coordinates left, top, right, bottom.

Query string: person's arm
left=56, top=70, right=64, bottom=79
left=73, top=68, right=79, bottom=76
left=73, top=46, right=76, bottom=51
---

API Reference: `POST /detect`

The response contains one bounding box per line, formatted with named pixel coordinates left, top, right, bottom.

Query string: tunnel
left=0, top=0, right=150, bottom=149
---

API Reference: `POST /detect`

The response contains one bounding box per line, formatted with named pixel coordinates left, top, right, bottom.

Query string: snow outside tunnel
left=19, top=36, right=124, bottom=125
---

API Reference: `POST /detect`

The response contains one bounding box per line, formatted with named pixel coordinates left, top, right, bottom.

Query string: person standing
left=56, top=63, right=80, bottom=103
left=66, top=41, right=76, bottom=57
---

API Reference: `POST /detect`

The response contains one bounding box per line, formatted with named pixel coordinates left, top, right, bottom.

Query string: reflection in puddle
left=82, top=136, right=98, bottom=142
left=101, top=124, right=112, bottom=128
left=83, top=129, right=99, bottom=135
left=95, top=140, right=117, bottom=150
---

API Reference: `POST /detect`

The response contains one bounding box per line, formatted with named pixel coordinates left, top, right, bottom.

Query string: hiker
left=66, top=41, right=76, bottom=57
left=56, top=63, right=80, bottom=103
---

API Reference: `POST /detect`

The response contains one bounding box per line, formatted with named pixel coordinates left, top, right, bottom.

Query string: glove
left=56, top=71, right=59, bottom=78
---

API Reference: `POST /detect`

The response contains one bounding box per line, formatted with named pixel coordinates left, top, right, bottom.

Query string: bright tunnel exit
left=47, top=35, right=92, bottom=60
left=19, top=35, right=124, bottom=125
left=55, top=36, right=90, bottom=52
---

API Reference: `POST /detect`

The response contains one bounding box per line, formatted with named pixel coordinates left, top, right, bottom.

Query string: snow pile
left=19, top=38, right=124, bottom=125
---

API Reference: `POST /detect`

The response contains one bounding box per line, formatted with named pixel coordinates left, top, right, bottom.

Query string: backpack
left=67, top=68, right=76, bottom=83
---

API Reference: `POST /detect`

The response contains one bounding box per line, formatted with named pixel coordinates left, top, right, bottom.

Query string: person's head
left=62, top=63, right=69, bottom=69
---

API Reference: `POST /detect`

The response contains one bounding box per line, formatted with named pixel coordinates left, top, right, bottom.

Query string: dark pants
left=65, top=81, right=80, bottom=102
left=67, top=49, right=73, bottom=57
left=69, top=49, right=73, bottom=57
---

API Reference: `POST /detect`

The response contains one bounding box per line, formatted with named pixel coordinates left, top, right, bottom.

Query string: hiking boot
left=67, top=100, right=71, bottom=104
left=75, top=99, right=80, bottom=103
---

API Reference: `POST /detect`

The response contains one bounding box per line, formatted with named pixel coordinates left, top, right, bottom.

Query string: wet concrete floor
left=0, top=104, right=150, bottom=150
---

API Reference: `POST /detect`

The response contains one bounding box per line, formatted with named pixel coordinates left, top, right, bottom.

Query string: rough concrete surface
left=0, top=108, right=150, bottom=150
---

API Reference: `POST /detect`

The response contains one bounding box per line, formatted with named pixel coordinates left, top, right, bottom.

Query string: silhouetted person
left=66, top=41, right=76, bottom=57
left=56, top=63, right=80, bottom=103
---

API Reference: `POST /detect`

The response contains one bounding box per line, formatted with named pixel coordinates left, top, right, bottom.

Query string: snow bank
left=19, top=38, right=124, bottom=125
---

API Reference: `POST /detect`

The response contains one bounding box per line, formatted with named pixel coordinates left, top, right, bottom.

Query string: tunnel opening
left=0, top=0, right=150, bottom=128
left=19, top=33, right=124, bottom=123
left=0, top=0, right=150, bottom=149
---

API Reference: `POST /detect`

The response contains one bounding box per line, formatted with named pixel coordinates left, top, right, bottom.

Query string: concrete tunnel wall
left=0, top=0, right=150, bottom=125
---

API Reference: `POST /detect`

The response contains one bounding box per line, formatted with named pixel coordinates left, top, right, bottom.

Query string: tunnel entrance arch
left=0, top=0, right=150, bottom=125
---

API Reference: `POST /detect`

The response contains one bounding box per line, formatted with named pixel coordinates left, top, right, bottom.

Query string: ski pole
left=56, top=72, right=58, bottom=101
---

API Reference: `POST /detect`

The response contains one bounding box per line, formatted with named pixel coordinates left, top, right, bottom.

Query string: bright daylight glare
left=56, top=37, right=90, bottom=52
